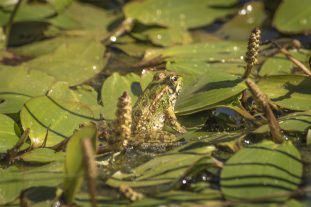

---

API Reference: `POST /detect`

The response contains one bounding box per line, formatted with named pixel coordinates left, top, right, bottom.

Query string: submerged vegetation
left=0, top=0, right=311, bottom=206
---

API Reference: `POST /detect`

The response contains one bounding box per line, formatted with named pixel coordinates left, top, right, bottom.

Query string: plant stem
left=5, top=0, right=23, bottom=49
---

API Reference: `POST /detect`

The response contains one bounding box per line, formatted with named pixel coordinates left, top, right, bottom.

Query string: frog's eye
left=171, top=76, right=178, bottom=82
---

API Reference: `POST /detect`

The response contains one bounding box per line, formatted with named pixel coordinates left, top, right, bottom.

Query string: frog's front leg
left=165, top=107, right=187, bottom=133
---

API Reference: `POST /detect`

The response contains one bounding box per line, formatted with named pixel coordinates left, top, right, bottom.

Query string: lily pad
left=253, top=111, right=311, bottom=134
left=0, top=66, right=55, bottom=113
left=0, top=114, right=21, bottom=153
left=106, top=142, right=215, bottom=188
left=273, top=0, right=311, bottom=34
left=63, top=124, right=97, bottom=204
left=23, top=37, right=107, bottom=85
left=101, top=72, right=154, bottom=120
left=257, top=75, right=311, bottom=111
left=221, top=141, right=302, bottom=201
left=20, top=82, right=102, bottom=147
left=124, top=0, right=238, bottom=29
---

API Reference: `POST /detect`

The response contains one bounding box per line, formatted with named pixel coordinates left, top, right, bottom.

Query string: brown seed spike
left=243, top=28, right=261, bottom=79
left=245, top=79, right=283, bottom=144
left=115, top=92, right=132, bottom=146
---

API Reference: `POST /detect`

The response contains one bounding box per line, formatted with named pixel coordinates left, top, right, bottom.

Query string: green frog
left=99, top=71, right=187, bottom=151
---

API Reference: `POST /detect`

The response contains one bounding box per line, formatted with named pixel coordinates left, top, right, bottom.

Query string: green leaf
left=21, top=148, right=65, bottom=163
left=144, top=41, right=245, bottom=63
left=216, top=1, right=267, bottom=40
left=0, top=162, right=63, bottom=205
left=221, top=141, right=302, bottom=201
left=49, top=2, right=118, bottom=31
left=0, top=114, right=20, bottom=153
left=253, top=111, right=311, bottom=134
left=101, top=72, right=154, bottom=120
left=129, top=190, right=221, bottom=207
left=273, top=0, right=311, bottom=33
left=106, top=142, right=215, bottom=188
left=47, top=0, right=73, bottom=13
left=124, top=0, right=237, bottom=29
left=259, top=50, right=310, bottom=76
left=63, top=124, right=97, bottom=204
left=20, top=82, right=102, bottom=147
left=167, top=61, right=246, bottom=115
left=257, top=75, right=311, bottom=111
left=23, top=37, right=107, bottom=85
left=139, top=27, right=192, bottom=47
left=0, top=3, right=55, bottom=26
left=0, top=66, right=55, bottom=113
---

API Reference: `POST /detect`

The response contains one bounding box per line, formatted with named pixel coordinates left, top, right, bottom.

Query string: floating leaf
left=21, top=148, right=65, bottom=163
left=138, top=27, right=192, bottom=47
left=0, top=162, right=63, bottom=205
left=106, top=142, right=215, bottom=188
left=47, top=0, right=73, bottom=13
left=63, top=124, right=97, bottom=204
left=0, top=3, right=55, bottom=26
left=273, top=0, right=311, bottom=33
left=221, top=141, right=302, bottom=201
left=49, top=2, right=118, bottom=31
left=20, top=82, right=102, bottom=147
left=216, top=1, right=267, bottom=40
left=167, top=61, right=246, bottom=115
left=124, top=0, right=237, bottom=29
left=23, top=37, right=107, bottom=85
left=0, top=114, right=20, bottom=153
left=253, top=111, right=311, bottom=134
left=257, top=75, right=311, bottom=111
left=0, top=66, right=55, bottom=113
left=101, top=72, right=154, bottom=120
left=145, top=41, right=245, bottom=62
left=259, top=50, right=310, bottom=76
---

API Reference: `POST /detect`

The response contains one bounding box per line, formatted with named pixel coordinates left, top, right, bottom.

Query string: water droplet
left=221, top=59, right=226, bottom=63
left=92, top=65, right=97, bottom=70
left=300, top=19, right=308, bottom=25
left=233, top=46, right=239, bottom=51
left=246, top=4, right=253, bottom=12
left=110, top=36, right=117, bottom=42
left=239, top=9, right=247, bottom=15
left=240, top=56, right=244, bottom=60
left=156, top=34, right=162, bottom=40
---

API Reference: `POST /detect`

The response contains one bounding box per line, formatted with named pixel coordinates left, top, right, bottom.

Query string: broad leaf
left=124, top=0, right=237, bottom=29
left=273, top=0, right=311, bottom=33
left=0, top=162, right=63, bottom=205
left=20, top=82, right=102, bottom=147
left=63, top=124, right=97, bottom=204
left=0, top=113, right=20, bottom=153
left=21, top=148, right=65, bottom=163
left=106, top=142, right=215, bottom=188
left=23, top=37, right=107, bottom=85
left=0, top=66, right=55, bottom=113
left=253, top=111, right=311, bottom=134
left=221, top=141, right=302, bottom=201
left=257, top=75, right=311, bottom=111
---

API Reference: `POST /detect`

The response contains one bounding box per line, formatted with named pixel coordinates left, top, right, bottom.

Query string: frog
left=99, top=71, right=187, bottom=151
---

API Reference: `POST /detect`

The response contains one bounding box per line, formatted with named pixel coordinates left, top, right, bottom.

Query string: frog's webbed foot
left=165, top=108, right=187, bottom=134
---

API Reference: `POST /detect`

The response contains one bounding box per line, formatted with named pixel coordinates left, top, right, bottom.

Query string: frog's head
left=166, top=73, right=183, bottom=96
